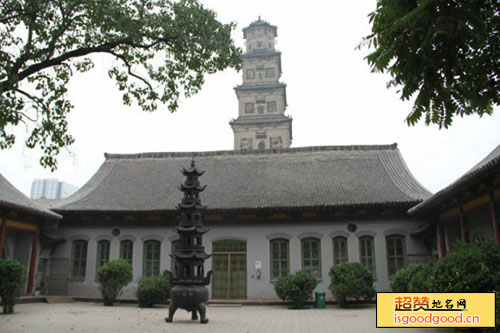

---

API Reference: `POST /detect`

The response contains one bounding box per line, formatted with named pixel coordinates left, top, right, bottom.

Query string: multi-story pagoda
left=165, top=160, right=211, bottom=324
left=230, top=18, right=292, bottom=151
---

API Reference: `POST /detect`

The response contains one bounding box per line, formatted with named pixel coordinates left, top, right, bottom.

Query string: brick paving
left=0, top=302, right=451, bottom=332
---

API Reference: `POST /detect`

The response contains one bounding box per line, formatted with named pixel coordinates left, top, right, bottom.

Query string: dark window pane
left=386, top=235, right=405, bottom=277
left=72, top=240, right=88, bottom=278
left=143, top=240, right=161, bottom=276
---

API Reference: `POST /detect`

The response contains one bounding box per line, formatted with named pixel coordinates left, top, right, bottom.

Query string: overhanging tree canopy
left=362, top=0, right=499, bottom=128
left=0, top=0, right=241, bottom=169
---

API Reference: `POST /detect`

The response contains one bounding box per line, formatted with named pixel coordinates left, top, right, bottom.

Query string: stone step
left=16, top=296, right=47, bottom=304
left=45, top=296, right=75, bottom=303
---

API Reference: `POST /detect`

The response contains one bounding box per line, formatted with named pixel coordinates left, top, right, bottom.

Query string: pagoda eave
left=182, top=167, right=205, bottom=176
left=177, top=202, right=207, bottom=209
left=175, top=226, right=197, bottom=232
left=180, top=184, right=207, bottom=191
left=174, top=253, right=211, bottom=260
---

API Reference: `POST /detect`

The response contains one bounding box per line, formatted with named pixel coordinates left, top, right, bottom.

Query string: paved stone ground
left=0, top=302, right=452, bottom=332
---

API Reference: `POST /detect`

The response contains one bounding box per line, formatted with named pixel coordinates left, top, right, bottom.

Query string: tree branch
left=110, top=51, right=153, bottom=90
left=45, top=3, right=83, bottom=60
left=16, top=88, right=47, bottom=113
left=0, top=13, right=25, bottom=23
left=10, top=12, right=36, bottom=76
left=1, top=37, right=171, bottom=93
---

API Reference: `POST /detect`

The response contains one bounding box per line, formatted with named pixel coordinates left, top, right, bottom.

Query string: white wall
left=52, top=217, right=430, bottom=300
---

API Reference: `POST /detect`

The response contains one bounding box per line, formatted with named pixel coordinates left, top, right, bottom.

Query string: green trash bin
left=314, top=292, right=326, bottom=309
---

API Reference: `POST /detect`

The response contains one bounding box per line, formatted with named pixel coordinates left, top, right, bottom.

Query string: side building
left=48, top=145, right=433, bottom=300
left=410, top=144, right=500, bottom=256
left=0, top=174, right=62, bottom=295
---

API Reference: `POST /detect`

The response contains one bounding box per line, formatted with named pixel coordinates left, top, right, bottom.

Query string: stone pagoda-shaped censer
left=166, top=159, right=212, bottom=324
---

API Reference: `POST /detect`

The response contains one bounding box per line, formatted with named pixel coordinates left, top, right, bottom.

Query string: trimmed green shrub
left=389, top=239, right=500, bottom=331
left=390, top=264, right=433, bottom=293
left=136, top=272, right=171, bottom=308
left=0, top=259, right=26, bottom=314
left=97, top=259, right=133, bottom=306
left=408, top=263, right=434, bottom=293
left=274, top=270, right=318, bottom=309
left=432, top=238, right=500, bottom=293
left=431, top=239, right=500, bottom=332
left=390, top=264, right=416, bottom=293
left=329, top=262, right=375, bottom=308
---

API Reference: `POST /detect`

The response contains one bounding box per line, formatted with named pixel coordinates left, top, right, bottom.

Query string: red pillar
left=437, top=223, right=446, bottom=257
left=27, top=226, right=39, bottom=295
left=0, top=216, right=6, bottom=258
left=489, top=192, right=500, bottom=245
left=459, top=205, right=469, bottom=243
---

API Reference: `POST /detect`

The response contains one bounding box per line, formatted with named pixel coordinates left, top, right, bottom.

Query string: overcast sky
left=1, top=0, right=500, bottom=197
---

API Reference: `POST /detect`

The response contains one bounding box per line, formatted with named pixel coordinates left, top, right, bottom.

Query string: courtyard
left=0, top=302, right=452, bottom=332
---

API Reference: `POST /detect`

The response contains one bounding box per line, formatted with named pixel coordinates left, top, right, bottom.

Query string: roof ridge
left=104, top=144, right=399, bottom=160
left=379, top=150, right=431, bottom=199
left=51, top=160, right=115, bottom=209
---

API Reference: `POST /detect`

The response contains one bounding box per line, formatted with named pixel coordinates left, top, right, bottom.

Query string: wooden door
left=212, top=240, right=247, bottom=299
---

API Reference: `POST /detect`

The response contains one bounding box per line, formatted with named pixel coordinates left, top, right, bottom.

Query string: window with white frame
left=386, top=235, right=406, bottom=277
left=270, top=239, right=289, bottom=279
left=301, top=238, right=321, bottom=278
left=359, top=236, right=376, bottom=277
left=120, top=240, right=133, bottom=265
left=96, top=240, right=110, bottom=271
left=143, top=240, right=161, bottom=276
left=332, top=236, right=348, bottom=265
left=71, top=240, right=88, bottom=278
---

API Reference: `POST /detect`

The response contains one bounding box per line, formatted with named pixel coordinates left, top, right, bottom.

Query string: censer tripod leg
left=191, top=310, right=198, bottom=320
left=198, top=303, right=208, bottom=324
left=165, top=304, right=177, bottom=323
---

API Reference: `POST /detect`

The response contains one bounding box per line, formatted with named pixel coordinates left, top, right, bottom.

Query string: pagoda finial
left=191, top=155, right=195, bottom=168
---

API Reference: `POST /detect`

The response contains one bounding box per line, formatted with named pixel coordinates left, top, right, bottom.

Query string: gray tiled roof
left=234, top=83, right=286, bottom=92
left=229, top=115, right=292, bottom=126
left=0, top=173, right=61, bottom=220
left=243, top=19, right=277, bottom=38
left=409, top=144, right=500, bottom=215
left=52, top=145, right=430, bottom=214
left=242, top=51, right=281, bottom=59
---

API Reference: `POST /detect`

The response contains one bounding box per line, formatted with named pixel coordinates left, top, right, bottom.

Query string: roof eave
left=0, top=199, right=62, bottom=221
left=54, top=200, right=423, bottom=217
left=409, top=158, right=500, bottom=216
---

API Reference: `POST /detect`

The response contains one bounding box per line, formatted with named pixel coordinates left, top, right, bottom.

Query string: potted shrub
left=96, top=259, right=133, bottom=306
left=274, top=270, right=318, bottom=309
left=0, top=259, right=26, bottom=314
left=328, top=262, right=375, bottom=308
